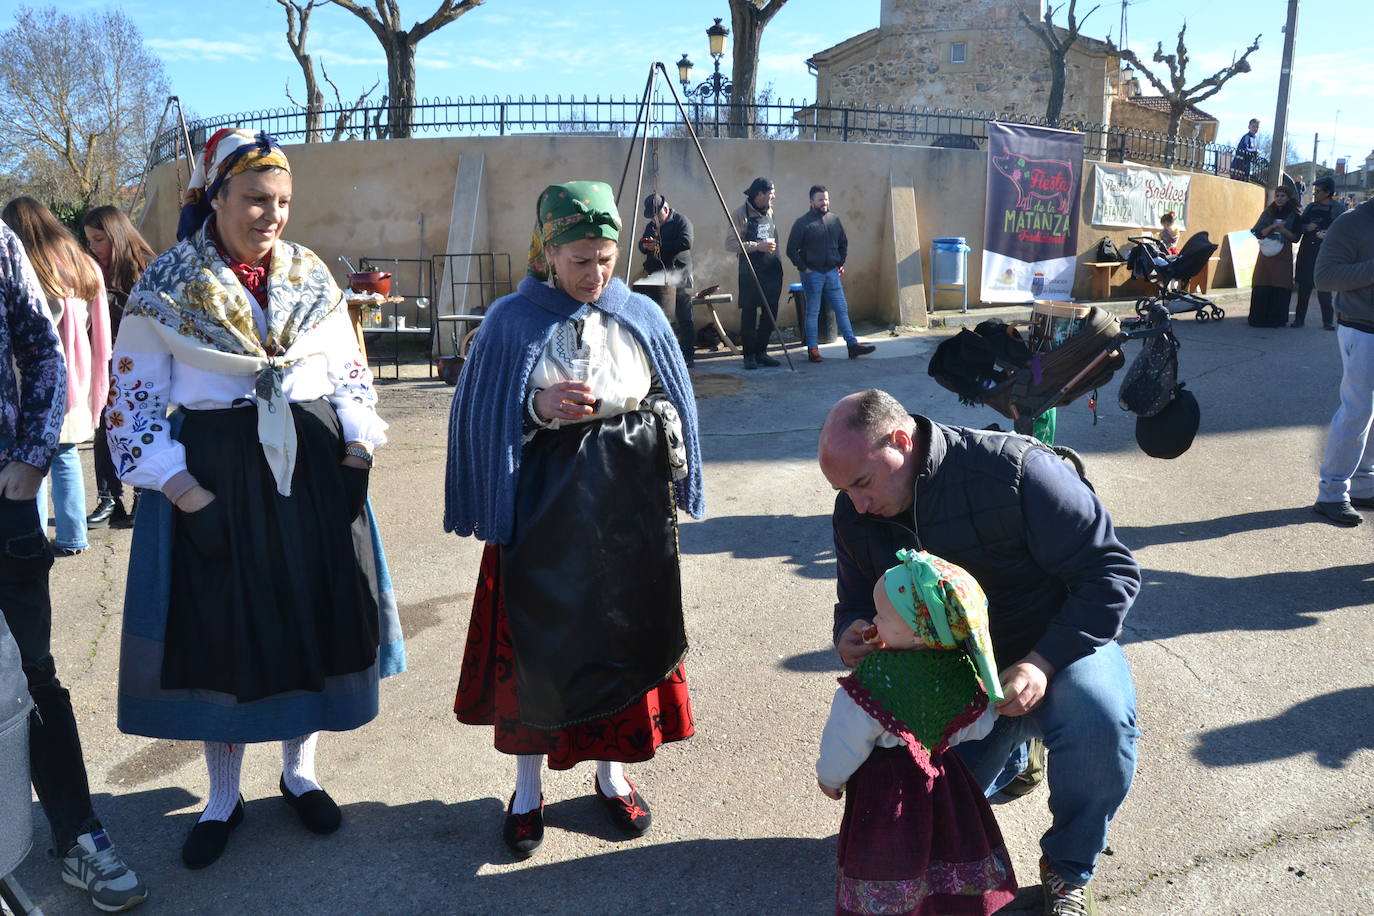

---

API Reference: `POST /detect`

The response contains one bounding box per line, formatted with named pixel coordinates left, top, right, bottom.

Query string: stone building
left=805, top=0, right=1218, bottom=151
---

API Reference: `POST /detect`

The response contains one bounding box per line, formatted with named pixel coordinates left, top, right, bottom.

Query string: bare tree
left=0, top=6, right=170, bottom=208
left=277, top=0, right=328, bottom=142
left=1106, top=26, right=1261, bottom=167
left=726, top=0, right=789, bottom=139
left=320, top=63, right=382, bottom=141
left=1018, top=0, right=1100, bottom=127
left=328, top=0, right=484, bottom=139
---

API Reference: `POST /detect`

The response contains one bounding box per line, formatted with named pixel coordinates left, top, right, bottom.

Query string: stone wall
left=815, top=0, right=1113, bottom=127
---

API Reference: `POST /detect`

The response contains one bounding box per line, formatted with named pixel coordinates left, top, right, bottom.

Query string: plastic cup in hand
left=570, top=358, right=591, bottom=381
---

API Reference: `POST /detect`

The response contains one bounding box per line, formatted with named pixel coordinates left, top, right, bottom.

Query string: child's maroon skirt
left=836, top=745, right=1017, bottom=916
left=454, top=543, right=694, bottom=769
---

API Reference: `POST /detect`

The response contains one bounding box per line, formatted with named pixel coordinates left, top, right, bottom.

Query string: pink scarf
left=53, top=255, right=112, bottom=420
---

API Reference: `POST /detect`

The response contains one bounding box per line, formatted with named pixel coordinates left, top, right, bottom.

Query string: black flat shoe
left=848, top=343, right=876, bottom=359
left=279, top=776, right=342, bottom=834
left=182, top=797, right=244, bottom=869
left=502, top=793, right=544, bottom=857
left=593, top=778, right=652, bottom=836
left=86, top=497, right=118, bottom=529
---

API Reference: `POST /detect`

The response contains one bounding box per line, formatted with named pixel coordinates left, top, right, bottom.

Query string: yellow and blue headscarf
left=177, top=128, right=291, bottom=241
left=526, top=181, right=622, bottom=280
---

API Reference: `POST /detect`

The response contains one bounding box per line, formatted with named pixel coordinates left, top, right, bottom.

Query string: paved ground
left=11, top=294, right=1373, bottom=915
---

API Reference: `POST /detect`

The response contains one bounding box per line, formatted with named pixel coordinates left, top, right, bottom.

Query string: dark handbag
left=1118, top=328, right=1179, bottom=417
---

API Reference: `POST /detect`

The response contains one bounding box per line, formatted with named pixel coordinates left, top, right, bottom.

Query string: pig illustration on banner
left=991, top=154, right=1075, bottom=215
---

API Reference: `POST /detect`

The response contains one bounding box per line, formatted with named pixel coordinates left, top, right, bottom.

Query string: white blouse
left=107, top=306, right=387, bottom=496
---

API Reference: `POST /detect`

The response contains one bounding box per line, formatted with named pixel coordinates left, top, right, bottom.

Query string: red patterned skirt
left=454, top=543, right=694, bottom=769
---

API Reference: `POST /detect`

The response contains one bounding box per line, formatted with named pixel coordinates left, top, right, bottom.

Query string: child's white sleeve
left=816, top=687, right=884, bottom=790
left=948, top=705, right=998, bottom=746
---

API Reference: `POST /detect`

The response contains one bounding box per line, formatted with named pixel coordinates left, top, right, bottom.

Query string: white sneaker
left=61, top=821, right=148, bottom=912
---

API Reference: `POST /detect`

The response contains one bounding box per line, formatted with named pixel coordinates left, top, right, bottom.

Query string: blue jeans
left=36, top=443, right=89, bottom=550
left=800, top=269, right=858, bottom=349
left=1317, top=325, right=1374, bottom=503
left=953, top=641, right=1138, bottom=886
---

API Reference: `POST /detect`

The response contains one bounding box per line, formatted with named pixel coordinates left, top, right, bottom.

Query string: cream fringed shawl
left=121, top=227, right=346, bottom=495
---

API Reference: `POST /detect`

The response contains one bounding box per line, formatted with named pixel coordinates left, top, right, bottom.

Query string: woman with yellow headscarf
left=108, top=128, right=404, bottom=869
left=446, top=180, right=704, bottom=857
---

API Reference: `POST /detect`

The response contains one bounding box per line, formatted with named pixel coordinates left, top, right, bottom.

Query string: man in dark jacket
left=1292, top=176, right=1346, bottom=329
left=818, top=388, right=1140, bottom=916
left=638, top=194, right=696, bottom=367
left=785, top=186, right=873, bottom=362
left=727, top=177, right=783, bottom=370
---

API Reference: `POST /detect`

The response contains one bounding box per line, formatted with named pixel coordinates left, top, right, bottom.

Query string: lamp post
left=677, top=18, right=733, bottom=138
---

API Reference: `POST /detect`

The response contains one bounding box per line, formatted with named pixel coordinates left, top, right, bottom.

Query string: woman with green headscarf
left=445, top=181, right=705, bottom=857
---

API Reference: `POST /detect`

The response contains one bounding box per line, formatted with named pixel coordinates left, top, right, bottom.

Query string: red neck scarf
left=208, top=219, right=271, bottom=309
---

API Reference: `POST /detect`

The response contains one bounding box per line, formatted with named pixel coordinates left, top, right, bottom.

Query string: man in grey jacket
left=1313, top=197, right=1374, bottom=525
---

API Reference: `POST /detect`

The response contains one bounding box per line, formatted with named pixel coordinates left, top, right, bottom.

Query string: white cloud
left=146, top=37, right=261, bottom=62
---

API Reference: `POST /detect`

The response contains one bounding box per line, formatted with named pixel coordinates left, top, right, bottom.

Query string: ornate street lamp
left=678, top=18, right=733, bottom=137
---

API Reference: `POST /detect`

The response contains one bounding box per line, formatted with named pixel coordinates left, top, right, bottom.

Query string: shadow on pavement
left=679, top=513, right=835, bottom=581
left=777, top=648, right=848, bottom=674
left=1193, top=686, right=1374, bottom=770
left=1115, top=506, right=1312, bottom=550
left=1122, top=562, right=1372, bottom=643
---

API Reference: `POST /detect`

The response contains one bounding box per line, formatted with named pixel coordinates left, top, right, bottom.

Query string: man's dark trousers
left=0, top=495, right=95, bottom=851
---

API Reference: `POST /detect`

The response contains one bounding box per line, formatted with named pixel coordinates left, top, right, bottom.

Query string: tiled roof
left=1123, top=95, right=1218, bottom=123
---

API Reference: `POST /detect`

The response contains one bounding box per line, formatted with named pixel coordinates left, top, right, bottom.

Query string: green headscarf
left=527, top=181, right=622, bottom=280
left=882, top=548, right=1004, bottom=702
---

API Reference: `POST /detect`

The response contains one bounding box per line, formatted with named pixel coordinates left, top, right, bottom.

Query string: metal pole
left=1265, top=0, right=1300, bottom=192
left=1312, top=132, right=1319, bottom=190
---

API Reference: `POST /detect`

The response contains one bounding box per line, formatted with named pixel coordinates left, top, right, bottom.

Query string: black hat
left=744, top=177, right=774, bottom=198
left=1135, top=384, right=1199, bottom=459
left=642, top=193, right=666, bottom=219
left=1314, top=176, right=1336, bottom=194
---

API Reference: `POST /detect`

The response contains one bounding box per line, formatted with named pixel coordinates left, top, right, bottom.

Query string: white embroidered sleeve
left=816, top=687, right=884, bottom=790
left=948, top=705, right=998, bottom=746
left=105, top=349, right=186, bottom=491
left=323, top=312, right=388, bottom=447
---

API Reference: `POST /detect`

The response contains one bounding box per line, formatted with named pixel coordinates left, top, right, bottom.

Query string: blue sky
left=6, top=0, right=1370, bottom=169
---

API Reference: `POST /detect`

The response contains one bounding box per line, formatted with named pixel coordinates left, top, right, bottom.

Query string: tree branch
left=411, top=0, right=483, bottom=43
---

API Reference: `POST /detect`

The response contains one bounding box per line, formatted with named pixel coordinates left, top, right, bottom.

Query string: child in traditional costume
left=817, top=549, right=1017, bottom=916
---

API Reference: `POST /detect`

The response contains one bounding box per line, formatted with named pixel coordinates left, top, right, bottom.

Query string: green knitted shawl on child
left=839, top=649, right=988, bottom=778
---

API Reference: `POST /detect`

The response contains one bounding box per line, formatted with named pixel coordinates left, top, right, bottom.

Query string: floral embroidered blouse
left=106, top=229, right=386, bottom=498
left=0, top=224, right=65, bottom=470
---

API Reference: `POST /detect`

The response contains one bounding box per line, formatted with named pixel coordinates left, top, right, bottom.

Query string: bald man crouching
left=818, top=389, right=1140, bottom=916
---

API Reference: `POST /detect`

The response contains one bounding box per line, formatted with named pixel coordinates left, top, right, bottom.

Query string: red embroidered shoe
left=503, top=794, right=544, bottom=857
left=593, top=778, right=652, bottom=836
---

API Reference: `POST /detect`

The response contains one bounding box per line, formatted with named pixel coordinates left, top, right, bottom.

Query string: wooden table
left=1081, top=261, right=1123, bottom=300
left=346, top=297, right=405, bottom=360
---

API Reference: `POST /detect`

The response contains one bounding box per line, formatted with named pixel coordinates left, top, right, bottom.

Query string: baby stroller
left=0, top=615, right=42, bottom=916
left=1123, top=232, right=1224, bottom=321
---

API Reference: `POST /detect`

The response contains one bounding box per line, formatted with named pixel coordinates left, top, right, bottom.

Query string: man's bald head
left=819, top=390, right=920, bottom=517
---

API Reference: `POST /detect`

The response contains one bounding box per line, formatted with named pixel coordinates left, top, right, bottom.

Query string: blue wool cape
left=444, top=276, right=704, bottom=544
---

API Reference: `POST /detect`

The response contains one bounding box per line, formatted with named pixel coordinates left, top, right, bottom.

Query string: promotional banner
left=1091, top=163, right=1191, bottom=230
left=981, top=122, right=1086, bottom=303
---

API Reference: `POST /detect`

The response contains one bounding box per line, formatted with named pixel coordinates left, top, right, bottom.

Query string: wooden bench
left=1081, top=261, right=1123, bottom=300
left=692, top=292, right=739, bottom=355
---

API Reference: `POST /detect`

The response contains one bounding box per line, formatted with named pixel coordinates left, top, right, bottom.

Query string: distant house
left=1333, top=150, right=1374, bottom=202
left=805, top=0, right=1218, bottom=158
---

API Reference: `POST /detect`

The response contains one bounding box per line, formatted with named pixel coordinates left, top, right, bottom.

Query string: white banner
left=1091, top=164, right=1190, bottom=230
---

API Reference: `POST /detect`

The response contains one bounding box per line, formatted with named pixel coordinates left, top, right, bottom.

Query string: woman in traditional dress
left=1247, top=186, right=1301, bottom=328
left=82, top=206, right=155, bottom=529
left=108, top=128, right=403, bottom=869
left=445, top=181, right=704, bottom=857
left=1, top=197, right=111, bottom=556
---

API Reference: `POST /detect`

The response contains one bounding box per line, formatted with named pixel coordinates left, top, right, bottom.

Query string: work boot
left=742, top=355, right=758, bottom=370
left=848, top=342, right=876, bottom=359
left=807, top=348, right=823, bottom=363
left=755, top=352, right=780, bottom=368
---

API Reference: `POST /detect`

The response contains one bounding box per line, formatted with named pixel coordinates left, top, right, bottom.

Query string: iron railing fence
left=151, top=96, right=1269, bottom=182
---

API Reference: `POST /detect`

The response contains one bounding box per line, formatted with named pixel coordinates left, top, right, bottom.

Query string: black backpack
left=1095, top=237, right=1124, bottom=262
left=1118, top=323, right=1180, bottom=417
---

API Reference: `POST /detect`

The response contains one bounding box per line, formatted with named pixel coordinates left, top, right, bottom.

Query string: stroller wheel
left=1195, top=309, right=1209, bottom=322
left=1214, top=307, right=1225, bottom=320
